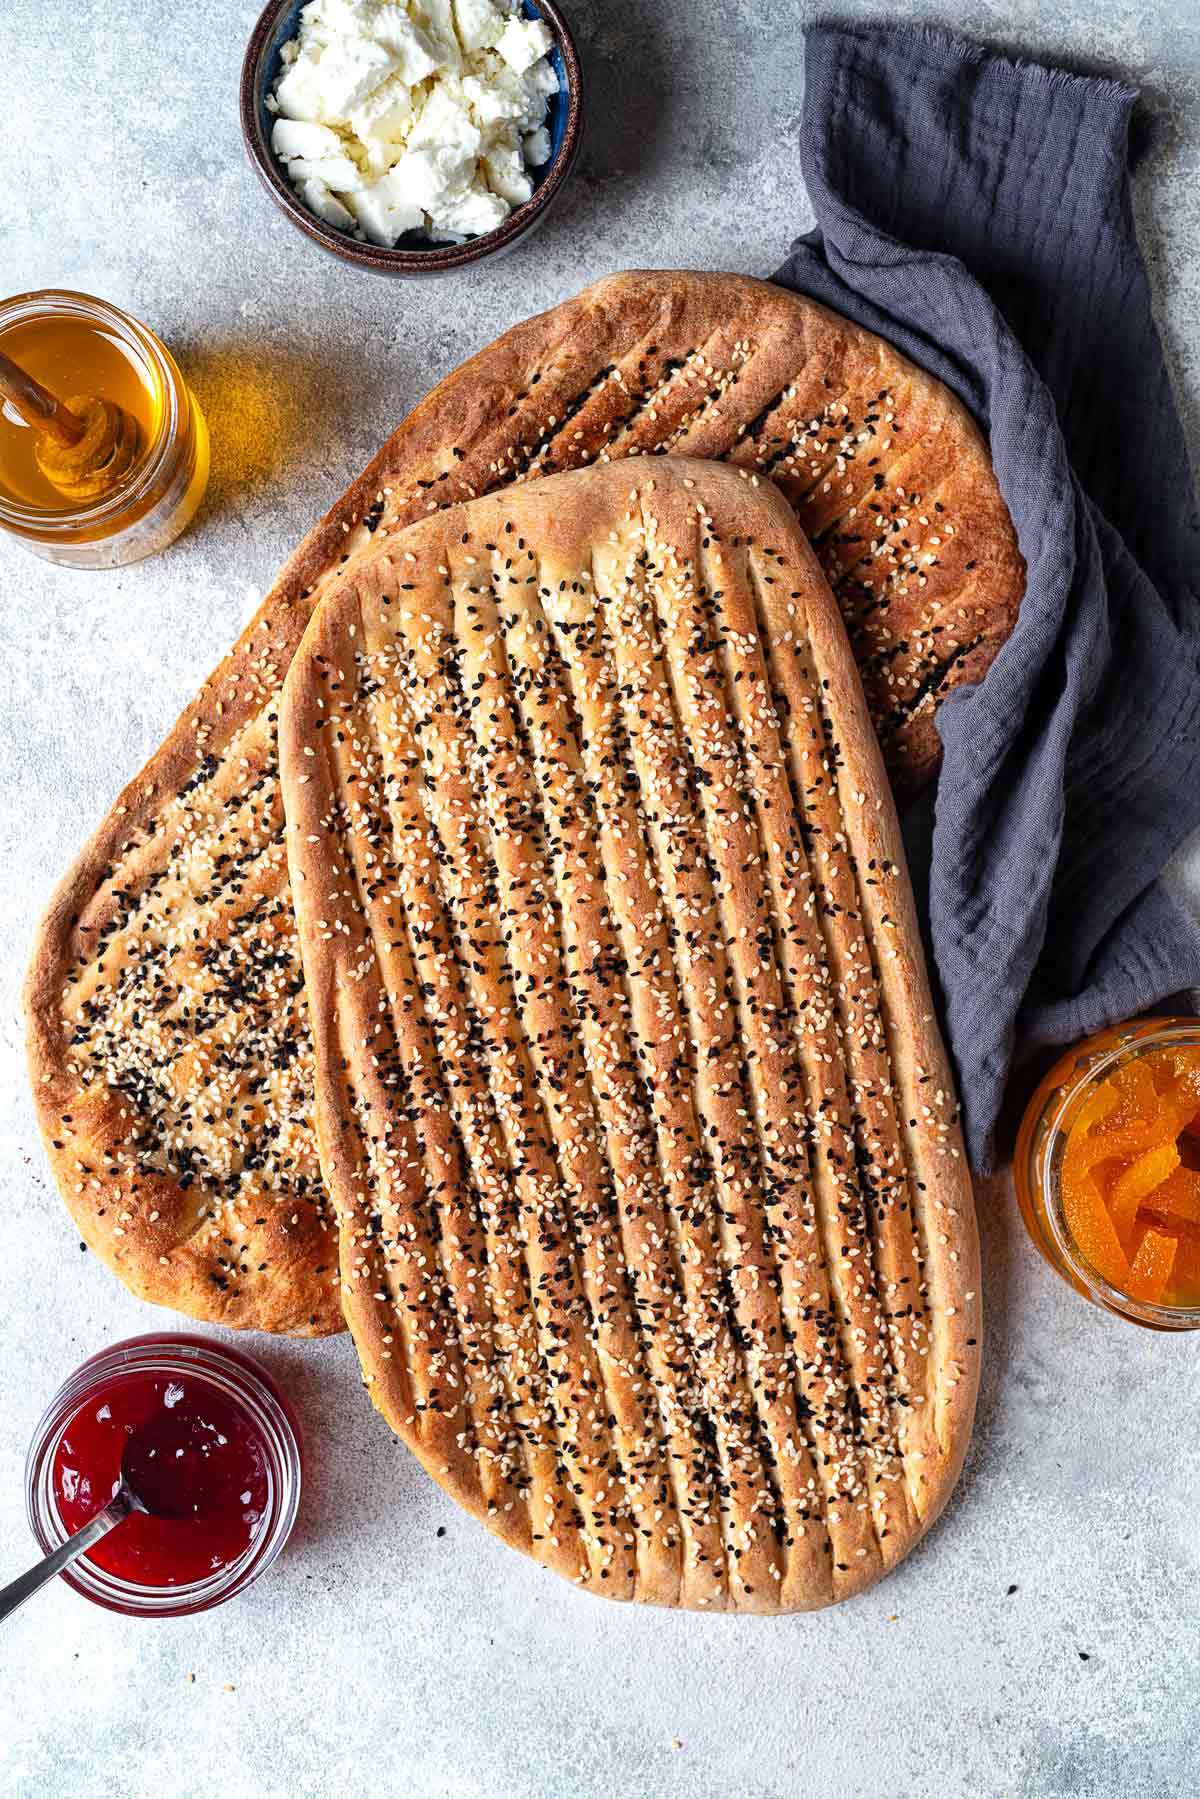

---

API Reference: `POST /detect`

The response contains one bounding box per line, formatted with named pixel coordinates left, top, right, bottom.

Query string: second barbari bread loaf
left=279, top=459, right=981, bottom=1610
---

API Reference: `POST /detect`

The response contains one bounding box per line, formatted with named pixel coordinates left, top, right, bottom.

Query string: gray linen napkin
left=773, top=22, right=1200, bottom=1168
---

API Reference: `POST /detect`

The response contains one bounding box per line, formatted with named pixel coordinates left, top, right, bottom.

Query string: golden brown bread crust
left=280, top=459, right=981, bottom=1609
left=25, top=271, right=1018, bottom=1334
left=22, top=594, right=342, bottom=1334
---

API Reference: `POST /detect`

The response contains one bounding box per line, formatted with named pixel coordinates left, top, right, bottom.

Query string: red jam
left=52, top=1371, right=270, bottom=1588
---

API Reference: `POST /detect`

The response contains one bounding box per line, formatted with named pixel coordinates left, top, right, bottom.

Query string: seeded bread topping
left=26, top=272, right=1022, bottom=1335
left=279, top=459, right=980, bottom=1609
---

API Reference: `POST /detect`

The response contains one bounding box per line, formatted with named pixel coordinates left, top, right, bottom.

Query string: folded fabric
left=773, top=21, right=1200, bottom=1168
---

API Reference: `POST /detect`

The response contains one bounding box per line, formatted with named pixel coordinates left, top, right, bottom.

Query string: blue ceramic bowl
left=239, top=0, right=582, bottom=275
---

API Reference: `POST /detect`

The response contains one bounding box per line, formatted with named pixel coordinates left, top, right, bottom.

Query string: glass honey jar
left=1014, top=1017, right=1200, bottom=1330
left=0, top=289, right=209, bottom=568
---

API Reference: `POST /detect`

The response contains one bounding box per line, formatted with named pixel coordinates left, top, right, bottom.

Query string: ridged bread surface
left=280, top=459, right=980, bottom=1610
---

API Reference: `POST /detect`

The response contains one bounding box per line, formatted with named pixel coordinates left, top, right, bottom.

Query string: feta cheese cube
left=294, top=2, right=334, bottom=50
left=411, top=0, right=462, bottom=69
left=296, top=177, right=356, bottom=231
left=462, top=59, right=554, bottom=130
left=365, top=8, right=442, bottom=83
left=461, top=67, right=526, bottom=127
left=522, top=123, right=551, bottom=165
left=482, top=139, right=532, bottom=205
left=362, top=139, right=405, bottom=176
left=344, top=167, right=426, bottom=243
left=392, top=144, right=473, bottom=211
left=522, top=122, right=551, bottom=166
left=430, top=180, right=509, bottom=238
left=310, top=37, right=400, bottom=117
left=274, top=53, right=330, bottom=122
left=271, top=118, right=346, bottom=162
left=495, top=14, right=552, bottom=75
left=349, top=72, right=414, bottom=145
left=320, top=0, right=380, bottom=29
left=453, top=0, right=504, bottom=52
left=286, top=152, right=368, bottom=191
left=523, top=55, right=559, bottom=99
left=409, top=82, right=481, bottom=161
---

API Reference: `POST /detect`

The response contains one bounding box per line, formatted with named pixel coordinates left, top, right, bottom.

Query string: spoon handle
left=0, top=1490, right=135, bottom=1623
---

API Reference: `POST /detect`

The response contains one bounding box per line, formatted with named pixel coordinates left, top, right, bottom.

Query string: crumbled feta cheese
left=345, top=167, right=427, bottom=242
left=483, top=137, right=532, bottom=206
left=285, top=151, right=369, bottom=190
left=522, top=123, right=550, bottom=165
left=349, top=74, right=415, bottom=146
left=411, top=0, right=462, bottom=69
left=368, top=7, right=442, bottom=81
left=321, top=0, right=380, bottom=29
left=271, top=119, right=345, bottom=162
left=494, top=14, right=551, bottom=74
left=297, top=178, right=357, bottom=230
left=435, top=183, right=510, bottom=238
left=461, top=65, right=545, bottom=131
left=394, top=145, right=471, bottom=212
left=523, top=55, right=559, bottom=99
left=268, top=0, right=560, bottom=245
left=274, top=53, right=329, bottom=122
left=311, top=37, right=401, bottom=114
left=453, top=0, right=505, bottom=52
left=409, top=83, right=481, bottom=160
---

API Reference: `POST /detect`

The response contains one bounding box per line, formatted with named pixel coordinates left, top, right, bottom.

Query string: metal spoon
left=0, top=1448, right=150, bottom=1623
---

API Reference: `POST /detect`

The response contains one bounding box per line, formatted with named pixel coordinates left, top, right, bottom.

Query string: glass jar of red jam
left=25, top=1334, right=302, bottom=1616
left=1014, top=1017, right=1200, bottom=1331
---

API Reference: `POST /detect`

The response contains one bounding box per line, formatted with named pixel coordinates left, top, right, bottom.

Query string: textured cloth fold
left=773, top=21, right=1200, bottom=1167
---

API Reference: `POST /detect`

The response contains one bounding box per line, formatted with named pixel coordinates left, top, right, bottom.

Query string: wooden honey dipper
left=0, top=348, right=140, bottom=503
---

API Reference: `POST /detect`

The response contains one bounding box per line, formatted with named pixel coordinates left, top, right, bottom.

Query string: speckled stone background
left=3, top=3, right=1200, bottom=1795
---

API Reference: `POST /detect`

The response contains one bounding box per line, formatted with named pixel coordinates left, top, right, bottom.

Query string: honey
left=0, top=314, right=160, bottom=510
left=0, top=291, right=209, bottom=567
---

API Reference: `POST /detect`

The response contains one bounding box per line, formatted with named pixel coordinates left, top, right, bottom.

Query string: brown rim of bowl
left=239, top=0, right=583, bottom=275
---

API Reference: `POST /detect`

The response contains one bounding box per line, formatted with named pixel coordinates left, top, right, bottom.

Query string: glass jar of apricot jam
left=1014, top=1018, right=1200, bottom=1329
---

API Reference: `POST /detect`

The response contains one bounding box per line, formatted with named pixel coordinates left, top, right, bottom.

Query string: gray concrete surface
left=2, top=3, right=1200, bottom=1796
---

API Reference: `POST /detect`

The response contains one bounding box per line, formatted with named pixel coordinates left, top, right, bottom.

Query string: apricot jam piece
left=1128, top=1228, right=1178, bottom=1304
left=1108, top=1141, right=1180, bottom=1245
left=1154, top=1079, right=1200, bottom=1137
left=1147, top=1046, right=1200, bottom=1102
left=1168, top=1232, right=1200, bottom=1306
left=1145, top=1166, right=1200, bottom=1228
left=1068, top=1118, right=1160, bottom=1175
left=1111, top=1059, right=1158, bottom=1120
left=1061, top=1138, right=1132, bottom=1291
left=1057, top=1044, right=1200, bottom=1303
left=1070, top=1080, right=1120, bottom=1138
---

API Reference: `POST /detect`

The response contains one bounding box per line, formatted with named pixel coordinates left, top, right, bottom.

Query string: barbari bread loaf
left=26, top=271, right=1017, bottom=1333
left=278, top=459, right=980, bottom=1609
